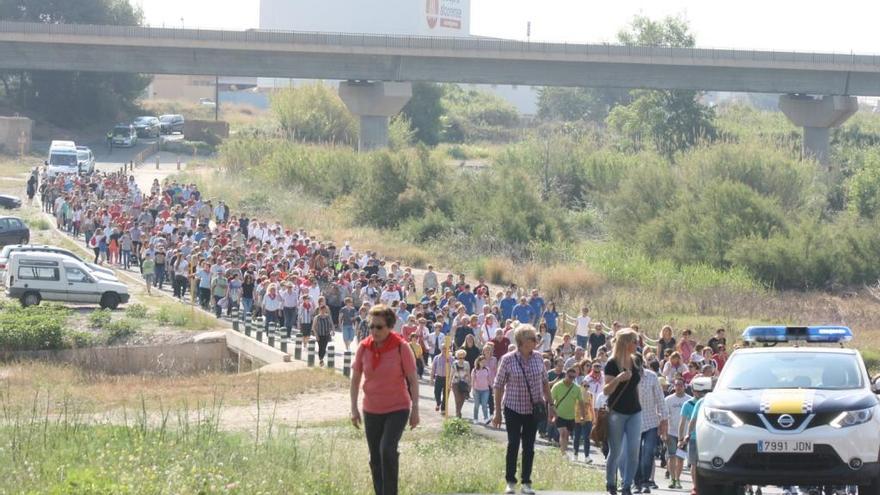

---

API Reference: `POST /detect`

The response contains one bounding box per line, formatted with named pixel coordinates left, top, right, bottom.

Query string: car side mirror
left=872, top=376, right=880, bottom=394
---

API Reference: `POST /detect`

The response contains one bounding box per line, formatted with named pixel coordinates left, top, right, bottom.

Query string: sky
left=136, top=0, right=880, bottom=54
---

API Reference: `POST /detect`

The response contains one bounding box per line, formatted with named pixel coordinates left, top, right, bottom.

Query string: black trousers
left=433, top=376, right=447, bottom=409
left=317, top=334, right=330, bottom=361
left=504, top=407, right=538, bottom=485
left=364, top=409, right=409, bottom=495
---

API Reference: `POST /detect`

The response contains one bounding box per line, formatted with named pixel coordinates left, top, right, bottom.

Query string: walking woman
left=472, top=356, right=492, bottom=423
left=603, top=329, right=642, bottom=495
left=492, top=325, right=552, bottom=495
left=350, top=305, right=419, bottom=495
left=450, top=349, right=472, bottom=418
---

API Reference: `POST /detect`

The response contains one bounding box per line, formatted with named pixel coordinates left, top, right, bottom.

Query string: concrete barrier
left=343, top=350, right=352, bottom=377
left=294, top=333, right=303, bottom=360
left=225, top=329, right=290, bottom=364
left=327, top=342, right=335, bottom=369
left=307, top=338, right=316, bottom=367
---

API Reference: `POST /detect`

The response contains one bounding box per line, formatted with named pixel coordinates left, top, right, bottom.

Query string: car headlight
left=830, top=408, right=874, bottom=429
left=704, top=407, right=744, bottom=428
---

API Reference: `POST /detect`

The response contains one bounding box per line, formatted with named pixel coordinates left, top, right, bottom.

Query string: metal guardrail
left=0, top=20, right=878, bottom=71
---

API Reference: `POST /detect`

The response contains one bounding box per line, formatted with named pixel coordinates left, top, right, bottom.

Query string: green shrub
left=105, top=318, right=138, bottom=344
left=440, top=417, right=472, bottom=441
left=124, top=304, right=149, bottom=319
left=65, top=330, right=99, bottom=349
left=161, top=139, right=215, bottom=156
left=0, top=304, right=69, bottom=351
left=87, top=309, right=112, bottom=329
left=270, top=83, right=357, bottom=145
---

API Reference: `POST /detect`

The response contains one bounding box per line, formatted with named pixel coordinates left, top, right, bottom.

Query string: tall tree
left=0, top=0, right=150, bottom=125
left=606, top=15, right=716, bottom=160
left=400, top=82, right=444, bottom=146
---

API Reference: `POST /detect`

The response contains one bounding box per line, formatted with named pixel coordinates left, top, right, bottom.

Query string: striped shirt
left=638, top=369, right=669, bottom=432
left=313, top=314, right=334, bottom=338
left=494, top=350, right=548, bottom=415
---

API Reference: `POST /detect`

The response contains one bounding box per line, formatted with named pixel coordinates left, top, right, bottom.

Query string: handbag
left=591, top=366, right=631, bottom=444
left=454, top=363, right=470, bottom=395
left=515, top=352, right=547, bottom=418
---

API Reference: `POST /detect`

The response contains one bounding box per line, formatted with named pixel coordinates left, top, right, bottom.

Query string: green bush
left=105, top=318, right=138, bottom=344
left=270, top=83, right=357, bottom=145
left=161, top=139, right=215, bottom=156
left=124, top=304, right=149, bottom=319
left=0, top=304, right=69, bottom=351
left=440, top=417, right=472, bottom=441
left=87, top=309, right=112, bottom=329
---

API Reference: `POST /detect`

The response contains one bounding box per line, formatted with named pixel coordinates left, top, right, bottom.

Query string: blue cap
left=742, top=326, right=852, bottom=344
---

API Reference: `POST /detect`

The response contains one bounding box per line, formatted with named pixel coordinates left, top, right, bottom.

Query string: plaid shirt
left=494, top=350, right=548, bottom=415
left=638, top=369, right=669, bottom=432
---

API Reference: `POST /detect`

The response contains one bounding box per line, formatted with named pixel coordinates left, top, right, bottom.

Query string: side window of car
left=8, top=219, right=22, bottom=229
left=0, top=219, right=9, bottom=232
left=65, top=267, right=90, bottom=283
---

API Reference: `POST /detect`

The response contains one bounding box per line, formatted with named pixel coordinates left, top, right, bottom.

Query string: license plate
left=757, top=440, right=813, bottom=453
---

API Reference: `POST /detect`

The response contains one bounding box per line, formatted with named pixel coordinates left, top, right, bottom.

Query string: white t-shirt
left=575, top=316, right=592, bottom=337
left=665, top=393, right=692, bottom=436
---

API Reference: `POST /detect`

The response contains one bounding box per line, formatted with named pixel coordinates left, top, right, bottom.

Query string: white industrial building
left=256, top=0, right=539, bottom=115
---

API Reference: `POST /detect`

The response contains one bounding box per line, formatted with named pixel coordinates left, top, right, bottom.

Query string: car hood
left=0, top=195, right=21, bottom=202
left=705, top=388, right=879, bottom=414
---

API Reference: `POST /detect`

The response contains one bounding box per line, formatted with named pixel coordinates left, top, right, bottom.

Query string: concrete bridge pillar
left=779, top=94, right=859, bottom=166
left=339, top=81, right=412, bottom=151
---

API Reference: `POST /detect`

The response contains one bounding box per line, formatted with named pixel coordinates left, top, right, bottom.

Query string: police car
left=694, top=326, right=880, bottom=494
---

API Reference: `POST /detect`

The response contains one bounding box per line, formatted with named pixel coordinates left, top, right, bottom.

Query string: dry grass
left=539, top=263, right=606, bottom=300
left=0, top=361, right=347, bottom=413
left=141, top=99, right=269, bottom=130
left=474, top=257, right=516, bottom=285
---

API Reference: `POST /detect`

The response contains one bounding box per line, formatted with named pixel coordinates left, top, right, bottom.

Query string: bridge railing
left=0, top=20, right=878, bottom=69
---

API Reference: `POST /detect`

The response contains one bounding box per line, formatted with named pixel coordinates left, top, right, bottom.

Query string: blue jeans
left=576, top=335, right=588, bottom=349
left=573, top=421, right=593, bottom=456
left=634, top=427, right=659, bottom=487
left=473, top=389, right=490, bottom=421
left=606, top=410, right=642, bottom=491
left=241, top=298, right=253, bottom=319
left=342, top=324, right=355, bottom=343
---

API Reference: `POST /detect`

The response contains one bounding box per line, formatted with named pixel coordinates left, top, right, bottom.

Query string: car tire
left=21, top=291, right=40, bottom=307
left=19, top=236, right=28, bottom=245
left=99, top=292, right=120, bottom=310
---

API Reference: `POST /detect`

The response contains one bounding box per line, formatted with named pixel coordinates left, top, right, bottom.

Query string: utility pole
left=526, top=21, right=531, bottom=42
left=214, top=75, right=220, bottom=122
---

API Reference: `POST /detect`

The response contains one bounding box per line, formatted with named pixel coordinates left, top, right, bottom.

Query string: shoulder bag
left=515, top=353, right=547, bottom=418
left=590, top=365, right=631, bottom=444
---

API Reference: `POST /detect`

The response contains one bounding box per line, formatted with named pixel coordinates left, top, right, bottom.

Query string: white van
left=5, top=252, right=130, bottom=309
left=46, top=140, right=80, bottom=178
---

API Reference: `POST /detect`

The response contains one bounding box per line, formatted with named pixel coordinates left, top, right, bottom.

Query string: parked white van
left=46, top=140, right=80, bottom=178
left=5, top=252, right=129, bottom=309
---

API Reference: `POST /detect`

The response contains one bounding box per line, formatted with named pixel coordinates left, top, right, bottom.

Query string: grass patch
left=87, top=308, right=112, bottom=328
left=0, top=301, right=70, bottom=351
left=0, top=411, right=602, bottom=494
left=0, top=362, right=347, bottom=412
left=154, top=303, right=219, bottom=331
left=540, top=263, right=606, bottom=300
left=124, top=303, right=150, bottom=319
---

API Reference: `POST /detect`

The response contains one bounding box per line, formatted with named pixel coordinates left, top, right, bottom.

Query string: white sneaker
left=521, top=483, right=536, bottom=495
left=504, top=482, right=517, bottom=494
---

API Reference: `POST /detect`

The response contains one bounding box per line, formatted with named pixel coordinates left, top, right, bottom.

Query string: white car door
left=64, top=265, right=100, bottom=304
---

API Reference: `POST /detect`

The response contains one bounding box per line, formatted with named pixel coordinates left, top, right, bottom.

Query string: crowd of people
left=38, top=168, right=747, bottom=495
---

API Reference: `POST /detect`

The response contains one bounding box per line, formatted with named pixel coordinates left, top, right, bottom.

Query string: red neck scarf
left=361, top=332, right=406, bottom=370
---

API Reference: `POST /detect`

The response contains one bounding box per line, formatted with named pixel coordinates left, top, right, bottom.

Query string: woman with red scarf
left=350, top=305, right=419, bottom=495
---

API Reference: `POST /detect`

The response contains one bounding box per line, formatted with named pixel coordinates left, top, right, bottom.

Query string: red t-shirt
left=353, top=341, right=417, bottom=414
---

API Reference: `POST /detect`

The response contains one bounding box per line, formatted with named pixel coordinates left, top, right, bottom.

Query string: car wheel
left=99, top=292, right=120, bottom=310
left=19, top=236, right=28, bottom=245
left=21, top=291, right=40, bottom=307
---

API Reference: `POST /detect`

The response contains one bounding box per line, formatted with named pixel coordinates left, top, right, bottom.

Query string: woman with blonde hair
left=602, top=328, right=642, bottom=495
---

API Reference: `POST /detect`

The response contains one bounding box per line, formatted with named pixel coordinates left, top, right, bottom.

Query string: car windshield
left=49, top=153, right=77, bottom=167
left=717, top=352, right=864, bottom=390
left=77, top=151, right=89, bottom=161
left=160, top=115, right=174, bottom=122
left=113, top=127, right=131, bottom=137
left=134, top=117, right=153, bottom=124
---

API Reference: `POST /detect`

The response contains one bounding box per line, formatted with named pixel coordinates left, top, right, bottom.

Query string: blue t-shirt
left=197, top=270, right=212, bottom=289
left=457, top=291, right=476, bottom=314
left=543, top=310, right=558, bottom=330
left=681, top=398, right=703, bottom=446
left=529, top=297, right=545, bottom=321
left=500, top=297, right=517, bottom=321
left=512, top=304, right=534, bottom=324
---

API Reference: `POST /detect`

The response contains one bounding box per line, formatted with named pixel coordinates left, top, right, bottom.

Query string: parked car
left=199, top=98, right=216, bottom=108
left=159, top=114, right=185, bottom=135
left=0, top=244, right=116, bottom=284
left=0, top=216, right=29, bottom=247
left=0, top=195, right=22, bottom=209
left=76, top=146, right=95, bottom=175
left=112, top=124, right=137, bottom=147
left=5, top=252, right=129, bottom=309
left=132, top=116, right=161, bottom=138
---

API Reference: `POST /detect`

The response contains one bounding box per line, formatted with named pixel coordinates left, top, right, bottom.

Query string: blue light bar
left=742, top=326, right=852, bottom=344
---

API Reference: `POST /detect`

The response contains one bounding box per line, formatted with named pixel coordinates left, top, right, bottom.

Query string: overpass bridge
left=1, top=21, right=877, bottom=158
